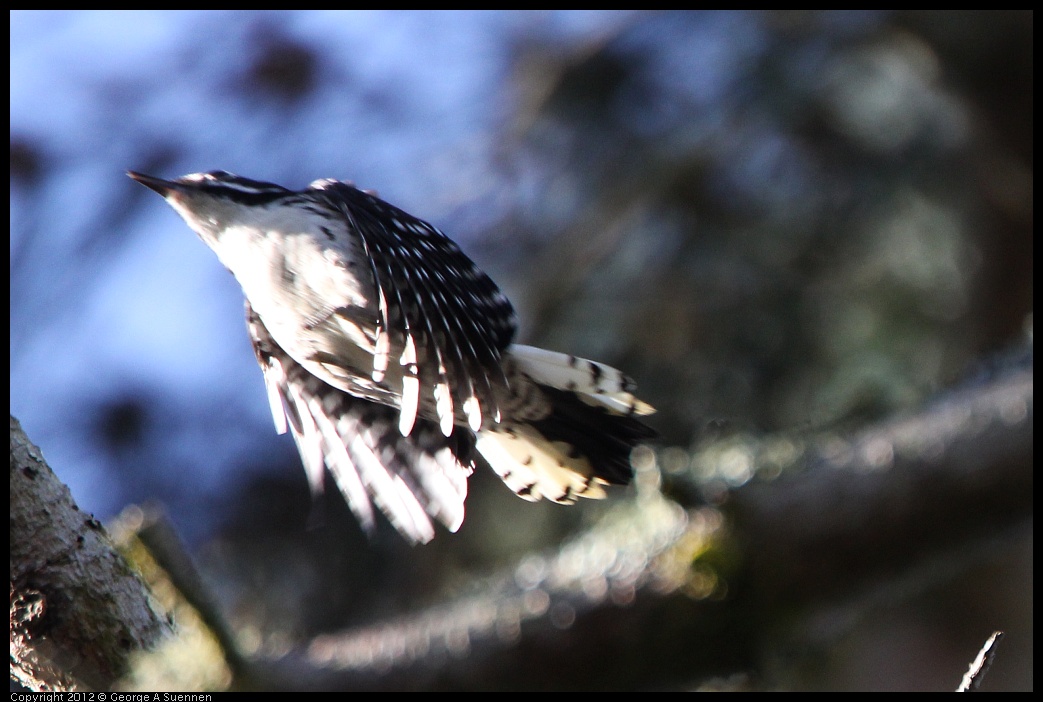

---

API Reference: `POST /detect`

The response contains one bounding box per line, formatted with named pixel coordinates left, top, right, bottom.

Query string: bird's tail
left=475, top=345, right=657, bottom=504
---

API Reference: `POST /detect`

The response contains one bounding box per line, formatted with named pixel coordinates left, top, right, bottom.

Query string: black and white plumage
left=129, top=170, right=656, bottom=543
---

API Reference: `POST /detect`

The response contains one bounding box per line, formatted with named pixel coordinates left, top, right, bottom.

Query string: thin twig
left=957, top=631, right=1004, bottom=692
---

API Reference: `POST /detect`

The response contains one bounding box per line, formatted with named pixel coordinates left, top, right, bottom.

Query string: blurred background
left=10, top=10, right=1032, bottom=691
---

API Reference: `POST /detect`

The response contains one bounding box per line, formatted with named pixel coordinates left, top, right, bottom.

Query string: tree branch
left=10, top=416, right=173, bottom=691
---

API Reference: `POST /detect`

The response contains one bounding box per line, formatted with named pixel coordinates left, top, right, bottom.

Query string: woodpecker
left=129, top=170, right=656, bottom=543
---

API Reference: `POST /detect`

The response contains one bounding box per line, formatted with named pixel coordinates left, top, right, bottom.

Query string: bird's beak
left=127, top=171, right=179, bottom=197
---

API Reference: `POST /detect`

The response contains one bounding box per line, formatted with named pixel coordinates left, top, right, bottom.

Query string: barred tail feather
left=477, top=346, right=657, bottom=504
left=507, top=345, right=656, bottom=417
left=475, top=426, right=608, bottom=505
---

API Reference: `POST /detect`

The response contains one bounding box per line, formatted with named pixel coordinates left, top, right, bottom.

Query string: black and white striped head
left=129, top=170, right=293, bottom=200
left=128, top=170, right=304, bottom=248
